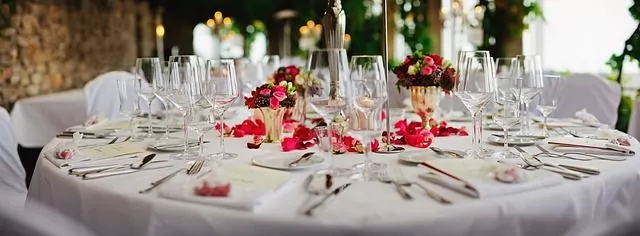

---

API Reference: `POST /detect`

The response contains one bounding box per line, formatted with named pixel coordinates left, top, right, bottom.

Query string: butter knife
left=303, top=183, right=352, bottom=216
left=82, top=165, right=172, bottom=180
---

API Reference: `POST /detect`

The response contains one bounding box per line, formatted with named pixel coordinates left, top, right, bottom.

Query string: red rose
left=429, top=54, right=443, bottom=66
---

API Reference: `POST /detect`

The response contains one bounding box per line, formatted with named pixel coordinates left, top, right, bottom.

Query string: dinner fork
left=138, top=158, right=205, bottom=194
left=378, top=171, right=412, bottom=200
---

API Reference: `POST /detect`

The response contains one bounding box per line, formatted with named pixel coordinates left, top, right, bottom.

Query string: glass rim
left=310, top=48, right=347, bottom=53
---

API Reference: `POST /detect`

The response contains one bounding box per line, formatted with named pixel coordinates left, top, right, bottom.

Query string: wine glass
left=117, top=77, right=140, bottom=140
left=306, top=49, right=350, bottom=176
left=515, top=55, right=543, bottom=135
left=348, top=55, right=388, bottom=181
left=207, top=59, right=239, bottom=160
left=491, top=76, right=521, bottom=159
left=134, top=57, right=162, bottom=139
left=153, top=62, right=177, bottom=140
left=537, top=74, right=561, bottom=136
left=455, top=52, right=496, bottom=158
left=166, top=56, right=202, bottom=160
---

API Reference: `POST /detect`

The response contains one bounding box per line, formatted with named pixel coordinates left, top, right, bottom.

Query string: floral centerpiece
left=393, top=52, right=456, bottom=127
left=244, top=81, right=297, bottom=143
left=266, top=65, right=321, bottom=126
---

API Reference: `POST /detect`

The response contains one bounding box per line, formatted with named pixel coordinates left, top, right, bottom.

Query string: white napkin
left=418, top=159, right=563, bottom=199
left=575, top=109, right=603, bottom=127
left=159, top=165, right=291, bottom=212
left=546, top=137, right=636, bottom=155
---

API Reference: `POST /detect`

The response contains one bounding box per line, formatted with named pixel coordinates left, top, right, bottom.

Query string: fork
left=393, top=167, right=452, bottom=204
left=138, top=158, right=205, bottom=194
left=378, top=171, right=412, bottom=200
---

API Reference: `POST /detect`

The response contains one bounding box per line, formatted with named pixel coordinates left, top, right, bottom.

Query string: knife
left=303, top=183, right=352, bottom=216
left=77, top=154, right=157, bottom=176
left=492, top=134, right=547, bottom=139
left=69, top=160, right=167, bottom=176
left=82, top=165, right=172, bottom=180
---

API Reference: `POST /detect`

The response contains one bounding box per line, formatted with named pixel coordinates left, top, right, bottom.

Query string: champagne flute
left=166, top=56, right=202, bottom=160
left=117, top=77, right=140, bottom=140
left=515, top=55, right=543, bottom=135
left=348, top=55, right=388, bottom=180
left=306, top=49, right=351, bottom=176
left=455, top=52, right=497, bottom=158
left=134, top=57, right=162, bottom=139
left=537, top=75, right=561, bottom=136
left=207, top=59, right=239, bottom=160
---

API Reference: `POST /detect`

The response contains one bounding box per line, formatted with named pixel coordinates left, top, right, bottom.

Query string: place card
left=79, top=142, right=145, bottom=159
left=218, top=165, right=290, bottom=191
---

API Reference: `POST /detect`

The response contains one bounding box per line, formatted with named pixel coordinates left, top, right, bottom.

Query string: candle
left=156, top=25, right=165, bottom=63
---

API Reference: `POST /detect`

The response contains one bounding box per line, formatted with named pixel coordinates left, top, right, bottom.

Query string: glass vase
left=410, top=86, right=441, bottom=128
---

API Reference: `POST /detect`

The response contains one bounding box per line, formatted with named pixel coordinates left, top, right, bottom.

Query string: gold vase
left=292, top=92, right=307, bottom=125
left=410, top=86, right=441, bottom=128
left=258, top=107, right=287, bottom=143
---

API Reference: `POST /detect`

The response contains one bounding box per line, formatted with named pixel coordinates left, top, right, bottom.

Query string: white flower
left=279, top=80, right=287, bottom=87
left=407, top=65, right=417, bottom=75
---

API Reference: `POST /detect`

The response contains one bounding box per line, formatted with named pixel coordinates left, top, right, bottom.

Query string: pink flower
left=272, top=85, right=286, bottom=93
left=273, top=91, right=287, bottom=101
left=420, top=66, right=433, bottom=76
left=269, top=97, right=280, bottom=109
left=403, top=56, right=412, bottom=65
left=260, top=89, right=271, bottom=96
left=423, top=56, right=435, bottom=66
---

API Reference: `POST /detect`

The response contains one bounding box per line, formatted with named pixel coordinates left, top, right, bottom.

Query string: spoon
left=288, top=152, right=315, bottom=167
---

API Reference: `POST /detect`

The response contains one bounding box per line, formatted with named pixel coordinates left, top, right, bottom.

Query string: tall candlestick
left=377, top=0, right=404, bottom=154
left=322, top=0, right=345, bottom=100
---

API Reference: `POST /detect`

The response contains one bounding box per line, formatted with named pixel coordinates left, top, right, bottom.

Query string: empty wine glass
left=515, top=55, right=543, bottom=135
left=207, top=59, right=239, bottom=160
left=348, top=55, right=388, bottom=181
left=455, top=52, right=496, bottom=158
left=117, top=77, right=140, bottom=140
left=154, top=62, right=179, bottom=140
left=166, top=56, right=202, bottom=160
left=134, top=58, right=162, bottom=139
left=491, top=76, right=520, bottom=159
left=306, top=49, right=351, bottom=176
left=537, top=74, right=561, bottom=136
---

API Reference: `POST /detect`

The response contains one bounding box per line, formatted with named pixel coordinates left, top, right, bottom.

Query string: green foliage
left=610, top=0, right=640, bottom=132
left=397, top=0, right=432, bottom=53
left=476, top=0, right=543, bottom=57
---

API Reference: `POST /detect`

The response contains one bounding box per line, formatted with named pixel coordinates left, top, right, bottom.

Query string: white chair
left=0, top=106, right=27, bottom=209
left=628, top=99, right=640, bottom=139
left=552, top=73, right=621, bottom=127
left=84, top=71, right=162, bottom=119
left=84, top=71, right=136, bottom=119
left=387, top=72, right=408, bottom=108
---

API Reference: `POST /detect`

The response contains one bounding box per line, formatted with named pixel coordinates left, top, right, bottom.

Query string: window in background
left=524, top=0, right=637, bottom=74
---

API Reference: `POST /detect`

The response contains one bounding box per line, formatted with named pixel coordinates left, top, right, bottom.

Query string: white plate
left=397, top=150, right=443, bottom=164
left=251, top=152, right=326, bottom=170
left=487, top=135, right=537, bottom=146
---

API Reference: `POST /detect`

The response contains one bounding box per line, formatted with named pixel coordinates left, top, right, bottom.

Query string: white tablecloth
left=11, top=89, right=87, bottom=147
left=27, top=111, right=640, bottom=236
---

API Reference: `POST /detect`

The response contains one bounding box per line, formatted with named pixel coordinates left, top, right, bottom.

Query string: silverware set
left=514, top=146, right=601, bottom=180
left=65, top=154, right=174, bottom=180
left=78, top=136, right=132, bottom=149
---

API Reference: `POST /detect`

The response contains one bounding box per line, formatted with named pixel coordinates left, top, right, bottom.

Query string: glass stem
left=543, top=115, right=548, bottom=136
left=363, top=141, right=372, bottom=180
left=471, top=113, right=479, bottom=147
left=182, top=110, right=189, bottom=158
left=164, top=104, right=171, bottom=136
left=503, top=128, right=509, bottom=148
left=477, top=111, right=484, bottom=149
left=219, top=111, right=226, bottom=155
left=523, top=102, right=531, bottom=134
left=198, top=132, right=205, bottom=156
left=147, top=101, right=153, bottom=136
left=327, top=121, right=335, bottom=172
left=128, top=116, right=135, bottom=139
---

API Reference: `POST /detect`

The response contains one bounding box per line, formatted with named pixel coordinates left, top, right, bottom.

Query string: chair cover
left=84, top=71, right=162, bottom=119
left=0, top=200, right=97, bottom=236
left=387, top=72, right=408, bottom=109
left=552, top=73, right=621, bottom=127
left=0, top=106, right=27, bottom=209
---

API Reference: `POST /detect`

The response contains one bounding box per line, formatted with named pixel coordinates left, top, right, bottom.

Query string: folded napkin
left=546, top=137, right=636, bottom=156
left=159, top=165, right=291, bottom=212
left=419, top=159, right=563, bottom=199
left=575, top=109, right=603, bottom=127
left=45, top=141, right=145, bottom=168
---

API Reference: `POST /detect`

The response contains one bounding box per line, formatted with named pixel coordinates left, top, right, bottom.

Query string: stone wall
left=0, top=0, right=154, bottom=109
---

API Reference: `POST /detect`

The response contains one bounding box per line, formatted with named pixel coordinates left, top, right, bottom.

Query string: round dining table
left=26, top=109, right=640, bottom=236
